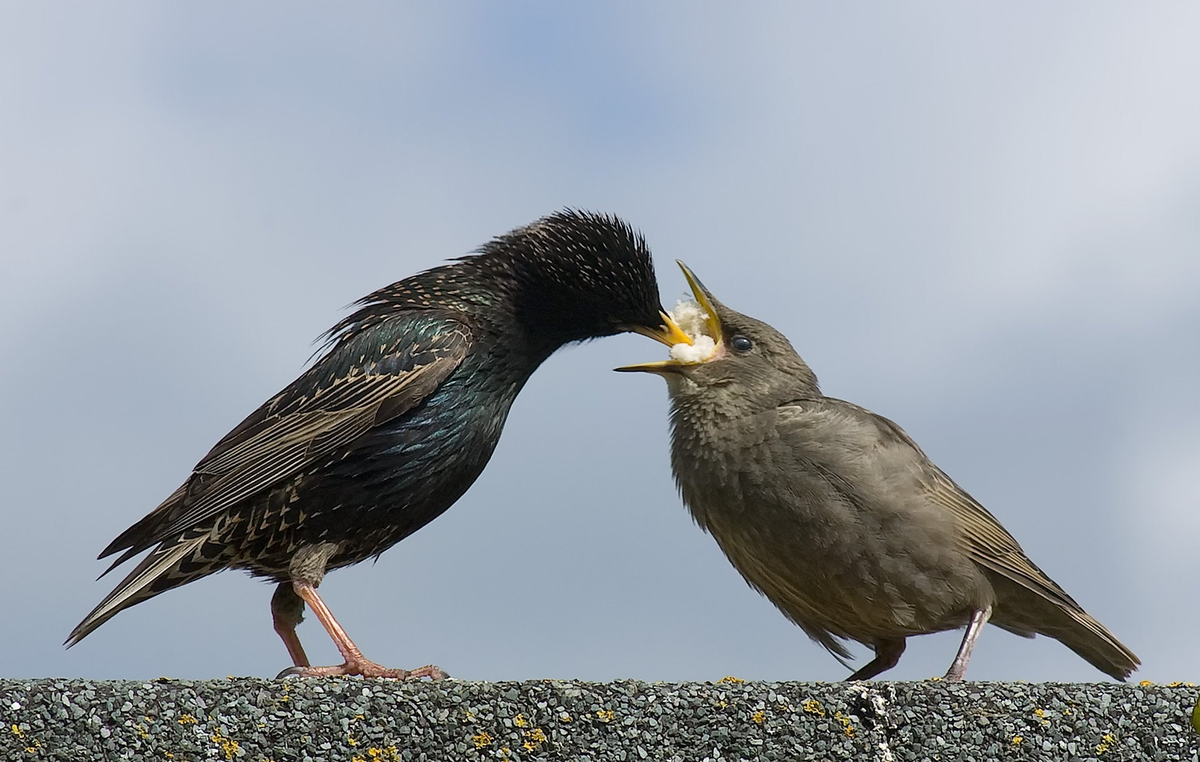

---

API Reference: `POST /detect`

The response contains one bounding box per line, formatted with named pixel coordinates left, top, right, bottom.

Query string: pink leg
left=278, top=580, right=447, bottom=680
left=944, top=605, right=992, bottom=681
left=271, top=582, right=311, bottom=668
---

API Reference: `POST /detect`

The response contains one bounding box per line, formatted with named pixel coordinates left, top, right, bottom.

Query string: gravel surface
left=2, top=679, right=1197, bottom=761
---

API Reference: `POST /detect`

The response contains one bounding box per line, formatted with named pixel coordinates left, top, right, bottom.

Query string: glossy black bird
left=619, top=262, right=1139, bottom=681
left=67, top=210, right=692, bottom=679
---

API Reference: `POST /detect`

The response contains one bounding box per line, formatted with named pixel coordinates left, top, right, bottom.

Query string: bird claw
left=276, top=660, right=449, bottom=680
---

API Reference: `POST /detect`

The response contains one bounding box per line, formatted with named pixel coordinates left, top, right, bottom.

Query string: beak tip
left=614, top=360, right=682, bottom=375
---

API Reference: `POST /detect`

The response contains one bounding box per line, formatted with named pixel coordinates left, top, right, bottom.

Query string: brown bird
left=618, top=262, right=1139, bottom=681
left=67, top=211, right=691, bottom=679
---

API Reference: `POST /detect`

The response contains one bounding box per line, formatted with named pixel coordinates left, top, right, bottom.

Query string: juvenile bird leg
left=944, top=605, right=992, bottom=681
left=847, top=638, right=906, bottom=680
left=271, top=581, right=311, bottom=668
left=278, top=580, right=448, bottom=680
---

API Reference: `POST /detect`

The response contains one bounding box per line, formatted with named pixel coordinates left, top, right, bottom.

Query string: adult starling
left=67, top=210, right=692, bottom=679
left=618, top=262, right=1140, bottom=681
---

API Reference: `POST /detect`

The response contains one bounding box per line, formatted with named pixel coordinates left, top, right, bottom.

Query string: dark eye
left=730, top=335, right=753, bottom=352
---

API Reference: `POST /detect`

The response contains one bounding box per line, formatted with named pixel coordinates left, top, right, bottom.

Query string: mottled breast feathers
left=99, top=311, right=472, bottom=572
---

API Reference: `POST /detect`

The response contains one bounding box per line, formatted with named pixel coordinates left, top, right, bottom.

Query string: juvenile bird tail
left=989, top=574, right=1140, bottom=680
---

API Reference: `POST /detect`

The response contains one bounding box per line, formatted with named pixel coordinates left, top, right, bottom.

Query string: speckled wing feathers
left=69, top=318, right=473, bottom=647
left=99, top=317, right=471, bottom=569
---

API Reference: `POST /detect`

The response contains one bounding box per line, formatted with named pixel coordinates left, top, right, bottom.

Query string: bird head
left=482, top=210, right=692, bottom=351
left=616, top=261, right=820, bottom=407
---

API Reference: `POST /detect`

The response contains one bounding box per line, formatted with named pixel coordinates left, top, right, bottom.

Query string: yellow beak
left=629, top=310, right=694, bottom=348
left=615, top=260, right=722, bottom=374
left=676, top=261, right=723, bottom=346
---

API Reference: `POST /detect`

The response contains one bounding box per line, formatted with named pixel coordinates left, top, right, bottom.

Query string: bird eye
left=730, top=336, right=753, bottom=352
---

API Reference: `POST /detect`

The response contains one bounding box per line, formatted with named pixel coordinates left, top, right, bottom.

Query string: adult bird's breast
left=237, top=364, right=521, bottom=579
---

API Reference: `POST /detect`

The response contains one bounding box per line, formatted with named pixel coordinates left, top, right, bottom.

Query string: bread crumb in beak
left=667, top=300, right=718, bottom=363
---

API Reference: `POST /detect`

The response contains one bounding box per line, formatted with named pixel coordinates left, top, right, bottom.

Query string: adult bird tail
left=65, top=534, right=214, bottom=648
left=990, top=574, right=1140, bottom=680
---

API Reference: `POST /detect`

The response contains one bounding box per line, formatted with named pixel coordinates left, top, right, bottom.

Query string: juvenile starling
left=618, top=262, right=1140, bottom=681
left=67, top=211, right=692, bottom=679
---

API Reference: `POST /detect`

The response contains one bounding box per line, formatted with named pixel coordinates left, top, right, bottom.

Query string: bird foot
left=277, top=659, right=449, bottom=680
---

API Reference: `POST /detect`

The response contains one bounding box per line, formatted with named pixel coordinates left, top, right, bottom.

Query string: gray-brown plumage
left=618, top=262, right=1139, bottom=681
left=66, top=211, right=691, bottom=679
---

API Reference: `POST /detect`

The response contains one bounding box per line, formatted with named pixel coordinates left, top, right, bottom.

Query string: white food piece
left=667, top=299, right=718, bottom=363
left=670, top=335, right=716, bottom=363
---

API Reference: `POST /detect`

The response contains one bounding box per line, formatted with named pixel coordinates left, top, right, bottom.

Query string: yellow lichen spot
left=137, top=723, right=150, bottom=740
left=348, top=735, right=358, bottom=746
left=718, top=676, right=745, bottom=684
left=11, top=724, right=24, bottom=738
left=1096, top=732, right=1115, bottom=755
left=714, top=700, right=727, bottom=710
left=210, top=730, right=239, bottom=761
left=472, top=731, right=494, bottom=749
left=500, top=747, right=512, bottom=762
left=522, top=727, right=547, bottom=752
left=1139, top=680, right=1154, bottom=686
left=596, top=710, right=614, bottom=723
left=1012, top=736, right=1023, bottom=745
left=164, top=754, right=174, bottom=760
left=177, top=714, right=197, bottom=725
left=513, top=713, right=527, bottom=728
left=802, top=699, right=826, bottom=718
left=463, top=709, right=475, bottom=721
left=752, top=710, right=766, bottom=724
left=834, top=711, right=855, bottom=738
left=366, top=747, right=400, bottom=762
left=559, top=713, right=571, bottom=723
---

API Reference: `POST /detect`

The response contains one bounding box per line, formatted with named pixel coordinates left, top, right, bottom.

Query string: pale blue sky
left=2, top=3, right=1198, bottom=683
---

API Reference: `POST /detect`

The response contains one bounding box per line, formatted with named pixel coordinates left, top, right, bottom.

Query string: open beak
left=675, top=261, right=723, bottom=346
left=616, top=260, right=722, bottom=375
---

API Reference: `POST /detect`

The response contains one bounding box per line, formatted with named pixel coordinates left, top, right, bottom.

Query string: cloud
left=1, top=2, right=1197, bottom=683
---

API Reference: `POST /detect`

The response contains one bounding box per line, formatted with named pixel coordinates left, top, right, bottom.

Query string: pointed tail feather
left=66, top=534, right=213, bottom=647
left=1036, top=605, right=1140, bottom=680
left=990, top=574, right=1139, bottom=680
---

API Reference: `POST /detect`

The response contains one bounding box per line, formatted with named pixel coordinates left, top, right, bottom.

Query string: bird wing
left=99, top=313, right=472, bottom=568
left=808, top=397, right=1084, bottom=612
